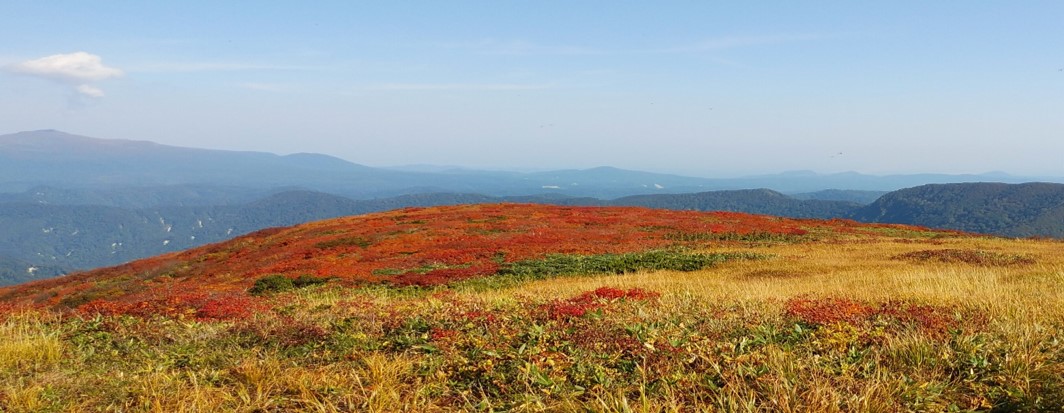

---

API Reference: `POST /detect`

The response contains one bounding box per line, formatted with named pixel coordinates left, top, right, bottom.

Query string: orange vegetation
left=0, top=203, right=948, bottom=316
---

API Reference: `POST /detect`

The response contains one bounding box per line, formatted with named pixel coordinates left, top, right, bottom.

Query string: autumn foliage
left=542, top=287, right=660, bottom=320
left=76, top=291, right=265, bottom=321
left=0, top=203, right=947, bottom=315
left=1, top=203, right=1060, bottom=411
left=785, top=296, right=965, bottom=335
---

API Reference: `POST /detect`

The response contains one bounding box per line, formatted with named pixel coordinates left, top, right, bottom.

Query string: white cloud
left=7, top=52, right=123, bottom=82
left=4, top=51, right=123, bottom=97
left=75, top=84, right=105, bottom=97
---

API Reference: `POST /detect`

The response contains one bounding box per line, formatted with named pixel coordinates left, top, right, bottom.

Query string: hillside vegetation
left=0, top=190, right=853, bottom=286
left=855, top=182, right=1064, bottom=237
left=1, top=204, right=1061, bottom=411
left=8, top=181, right=1064, bottom=288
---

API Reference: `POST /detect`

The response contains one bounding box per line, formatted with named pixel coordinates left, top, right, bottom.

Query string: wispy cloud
left=239, top=82, right=300, bottom=92
left=447, top=33, right=824, bottom=57
left=75, top=84, right=106, bottom=98
left=3, top=51, right=123, bottom=97
left=369, top=82, right=552, bottom=91
left=129, top=61, right=316, bottom=73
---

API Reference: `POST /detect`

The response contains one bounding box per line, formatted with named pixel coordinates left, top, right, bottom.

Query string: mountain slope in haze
left=852, top=182, right=1064, bottom=238
left=726, top=170, right=1043, bottom=193
left=0, top=185, right=283, bottom=208
left=5, top=130, right=1055, bottom=199
left=0, top=130, right=721, bottom=198
left=611, top=189, right=861, bottom=218
left=0, top=130, right=410, bottom=195
left=789, top=189, right=887, bottom=205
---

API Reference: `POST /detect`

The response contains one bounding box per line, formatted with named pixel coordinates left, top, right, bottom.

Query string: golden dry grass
left=0, top=312, right=64, bottom=373
left=2, top=235, right=1062, bottom=411
left=485, top=237, right=1064, bottom=321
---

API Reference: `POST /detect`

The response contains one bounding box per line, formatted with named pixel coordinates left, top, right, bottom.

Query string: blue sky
left=2, top=1, right=1062, bottom=176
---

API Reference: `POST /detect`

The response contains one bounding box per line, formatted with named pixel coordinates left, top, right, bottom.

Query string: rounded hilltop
left=0, top=203, right=949, bottom=313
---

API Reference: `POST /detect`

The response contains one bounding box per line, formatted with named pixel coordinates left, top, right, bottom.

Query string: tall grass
left=0, top=311, right=63, bottom=372
left=1, top=235, right=1062, bottom=411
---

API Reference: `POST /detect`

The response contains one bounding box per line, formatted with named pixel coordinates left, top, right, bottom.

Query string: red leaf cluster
left=785, top=297, right=875, bottom=325
left=76, top=292, right=264, bottom=321
left=785, top=296, right=964, bottom=334
left=543, top=287, right=660, bottom=320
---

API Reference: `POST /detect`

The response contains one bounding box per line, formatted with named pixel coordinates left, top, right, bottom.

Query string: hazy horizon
left=2, top=2, right=1062, bottom=177
left=5, top=128, right=1051, bottom=181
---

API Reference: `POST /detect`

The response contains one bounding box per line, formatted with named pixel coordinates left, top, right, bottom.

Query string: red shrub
left=76, top=292, right=264, bottom=322
left=544, top=300, right=601, bottom=320
left=196, top=294, right=264, bottom=321
left=785, top=296, right=875, bottom=326
left=875, top=301, right=962, bottom=335
left=430, top=327, right=459, bottom=342
left=785, top=296, right=971, bottom=335
left=543, top=287, right=660, bottom=320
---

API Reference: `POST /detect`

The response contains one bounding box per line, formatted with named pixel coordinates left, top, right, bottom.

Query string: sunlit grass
left=1, top=234, right=1062, bottom=410
left=0, top=311, right=63, bottom=372
left=489, top=237, right=1063, bottom=315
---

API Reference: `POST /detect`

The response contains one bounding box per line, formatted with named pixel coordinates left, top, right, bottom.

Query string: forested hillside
left=853, top=182, right=1064, bottom=237
left=612, top=189, right=860, bottom=218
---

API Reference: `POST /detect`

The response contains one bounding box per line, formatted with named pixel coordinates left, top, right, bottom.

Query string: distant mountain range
left=3, top=129, right=1064, bottom=286
left=2, top=130, right=1053, bottom=198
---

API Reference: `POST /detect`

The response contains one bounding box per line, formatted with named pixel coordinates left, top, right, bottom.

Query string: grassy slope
left=1, top=204, right=1062, bottom=411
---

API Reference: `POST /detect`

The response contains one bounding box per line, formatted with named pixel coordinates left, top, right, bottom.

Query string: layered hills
left=7, top=181, right=1064, bottom=286
left=0, top=130, right=722, bottom=199
left=1, top=130, right=1043, bottom=198
left=3, top=130, right=1064, bottom=287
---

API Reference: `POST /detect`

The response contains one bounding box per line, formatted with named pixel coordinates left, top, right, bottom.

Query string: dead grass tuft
left=892, top=248, right=1035, bottom=266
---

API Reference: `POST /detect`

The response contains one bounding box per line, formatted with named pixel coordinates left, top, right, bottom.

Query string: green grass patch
left=860, top=226, right=952, bottom=239
left=314, top=236, right=371, bottom=250
left=483, top=250, right=765, bottom=285
left=372, top=262, right=471, bottom=276
left=249, top=274, right=331, bottom=296
left=666, top=231, right=806, bottom=243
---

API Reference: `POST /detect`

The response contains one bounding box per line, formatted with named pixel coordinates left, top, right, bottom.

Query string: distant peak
left=586, top=166, right=623, bottom=172
left=779, top=170, right=819, bottom=177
